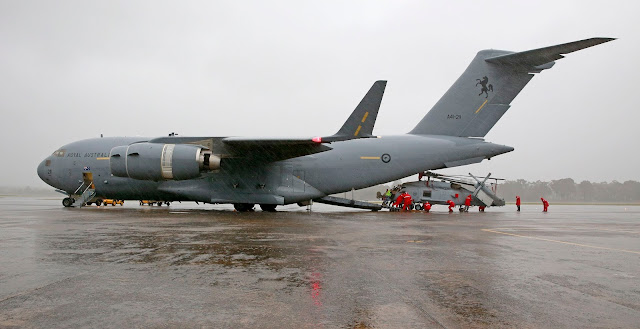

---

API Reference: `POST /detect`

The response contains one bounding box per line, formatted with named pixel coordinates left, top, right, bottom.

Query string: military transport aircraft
left=37, top=38, right=614, bottom=211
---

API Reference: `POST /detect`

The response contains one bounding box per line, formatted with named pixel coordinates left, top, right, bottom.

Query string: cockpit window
left=52, top=149, right=66, bottom=157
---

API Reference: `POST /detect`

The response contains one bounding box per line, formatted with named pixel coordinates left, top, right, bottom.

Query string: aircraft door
left=281, top=165, right=293, bottom=192
left=293, top=170, right=305, bottom=193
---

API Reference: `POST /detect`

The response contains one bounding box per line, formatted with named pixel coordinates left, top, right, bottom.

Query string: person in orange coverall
left=516, top=196, right=521, bottom=212
left=423, top=202, right=431, bottom=213
left=464, top=195, right=472, bottom=212
left=447, top=200, right=455, bottom=212
left=541, top=197, right=549, bottom=212
left=402, top=193, right=413, bottom=211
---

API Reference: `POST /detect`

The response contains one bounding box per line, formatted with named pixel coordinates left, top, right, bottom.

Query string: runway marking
left=482, top=228, right=640, bottom=255
left=475, top=99, right=488, bottom=114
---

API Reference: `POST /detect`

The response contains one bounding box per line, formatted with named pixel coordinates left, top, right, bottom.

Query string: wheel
left=139, top=201, right=143, bottom=206
left=165, top=202, right=171, bottom=206
left=86, top=202, right=92, bottom=206
left=96, top=200, right=102, bottom=206
left=414, top=204, right=423, bottom=211
left=62, top=198, right=73, bottom=207
left=234, top=203, right=254, bottom=212
left=157, top=202, right=162, bottom=206
left=459, top=207, right=464, bottom=212
left=259, top=204, right=277, bottom=212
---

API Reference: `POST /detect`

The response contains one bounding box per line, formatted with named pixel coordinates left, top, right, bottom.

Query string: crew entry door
left=293, top=170, right=305, bottom=193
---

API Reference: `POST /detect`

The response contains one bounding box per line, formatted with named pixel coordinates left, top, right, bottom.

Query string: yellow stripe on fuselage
left=360, top=156, right=380, bottom=160
left=96, top=157, right=110, bottom=160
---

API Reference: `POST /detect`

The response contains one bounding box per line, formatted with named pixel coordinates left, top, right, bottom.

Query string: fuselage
left=37, top=135, right=513, bottom=205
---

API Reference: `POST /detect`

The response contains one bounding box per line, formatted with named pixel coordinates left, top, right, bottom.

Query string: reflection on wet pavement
left=0, top=198, right=639, bottom=328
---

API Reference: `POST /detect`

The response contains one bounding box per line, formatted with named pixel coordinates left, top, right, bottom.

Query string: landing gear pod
left=109, top=143, right=220, bottom=181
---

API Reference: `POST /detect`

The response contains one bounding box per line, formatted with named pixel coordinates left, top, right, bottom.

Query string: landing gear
left=259, top=204, right=277, bottom=212
left=234, top=203, right=254, bottom=212
left=95, top=199, right=102, bottom=206
left=62, top=197, right=73, bottom=207
left=414, top=204, right=423, bottom=211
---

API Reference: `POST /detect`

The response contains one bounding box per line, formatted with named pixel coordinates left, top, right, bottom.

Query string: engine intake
left=110, top=143, right=220, bottom=181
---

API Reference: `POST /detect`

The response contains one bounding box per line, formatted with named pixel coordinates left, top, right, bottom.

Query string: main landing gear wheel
left=62, top=197, right=73, bottom=207
left=259, top=204, right=277, bottom=212
left=234, top=203, right=255, bottom=212
left=95, top=200, right=102, bottom=206
left=414, top=204, right=423, bottom=211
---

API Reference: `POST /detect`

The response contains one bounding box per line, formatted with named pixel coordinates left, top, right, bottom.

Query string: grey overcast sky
left=1, top=0, right=638, bottom=187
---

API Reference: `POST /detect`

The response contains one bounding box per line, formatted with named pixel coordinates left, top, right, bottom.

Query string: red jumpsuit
left=541, top=198, right=549, bottom=212
left=402, top=193, right=413, bottom=211
left=423, top=202, right=431, bottom=212
left=479, top=206, right=485, bottom=212
left=447, top=200, right=455, bottom=212
left=516, top=196, right=521, bottom=212
left=464, top=195, right=472, bottom=212
left=393, top=193, right=405, bottom=208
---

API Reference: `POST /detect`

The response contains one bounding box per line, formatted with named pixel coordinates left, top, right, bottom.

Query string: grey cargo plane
left=37, top=38, right=614, bottom=211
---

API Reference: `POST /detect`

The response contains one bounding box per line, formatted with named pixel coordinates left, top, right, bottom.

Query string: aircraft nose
left=37, top=158, right=48, bottom=182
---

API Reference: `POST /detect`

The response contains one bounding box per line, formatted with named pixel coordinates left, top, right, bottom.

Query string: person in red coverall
left=541, top=197, right=549, bottom=212
left=447, top=200, right=455, bottom=212
left=479, top=205, right=485, bottom=212
left=393, top=192, right=405, bottom=208
left=402, top=193, right=413, bottom=211
left=464, top=195, right=472, bottom=212
left=423, top=202, right=431, bottom=213
left=516, top=196, right=521, bottom=212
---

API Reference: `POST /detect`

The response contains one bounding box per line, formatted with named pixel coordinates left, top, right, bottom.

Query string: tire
left=259, top=204, right=277, bottom=212
left=234, top=203, right=254, bottom=212
left=414, top=204, right=423, bottom=211
left=96, top=200, right=102, bottom=206
left=62, top=198, right=73, bottom=207
left=139, top=201, right=143, bottom=206
left=157, top=202, right=162, bottom=206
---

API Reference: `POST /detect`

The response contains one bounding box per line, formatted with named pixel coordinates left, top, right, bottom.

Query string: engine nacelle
left=109, top=143, right=220, bottom=181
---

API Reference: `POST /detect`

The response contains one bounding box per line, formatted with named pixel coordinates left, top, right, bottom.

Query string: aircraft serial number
left=447, top=114, right=462, bottom=119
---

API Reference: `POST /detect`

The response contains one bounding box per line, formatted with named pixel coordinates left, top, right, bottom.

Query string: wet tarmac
left=0, top=197, right=639, bottom=328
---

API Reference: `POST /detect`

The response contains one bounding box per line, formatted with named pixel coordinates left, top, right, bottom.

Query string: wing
left=221, top=137, right=332, bottom=161
left=148, top=136, right=332, bottom=162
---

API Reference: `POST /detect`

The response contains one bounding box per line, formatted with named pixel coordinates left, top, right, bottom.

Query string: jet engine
left=109, top=143, right=220, bottom=181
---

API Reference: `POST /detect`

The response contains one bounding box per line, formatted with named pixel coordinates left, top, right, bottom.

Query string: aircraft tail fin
left=409, top=38, right=615, bottom=137
left=324, top=80, right=386, bottom=142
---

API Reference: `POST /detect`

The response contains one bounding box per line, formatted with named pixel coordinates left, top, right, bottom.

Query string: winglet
left=323, top=80, right=386, bottom=142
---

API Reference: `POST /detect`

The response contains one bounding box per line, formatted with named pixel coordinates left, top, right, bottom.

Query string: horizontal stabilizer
left=485, top=37, right=615, bottom=66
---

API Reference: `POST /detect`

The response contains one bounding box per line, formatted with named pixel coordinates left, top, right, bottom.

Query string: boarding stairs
left=71, top=181, right=96, bottom=208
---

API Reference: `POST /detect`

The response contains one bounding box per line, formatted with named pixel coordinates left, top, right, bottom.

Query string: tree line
left=497, top=178, right=640, bottom=203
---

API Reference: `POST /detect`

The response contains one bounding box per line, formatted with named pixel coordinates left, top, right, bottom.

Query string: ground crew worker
left=393, top=192, right=405, bottom=208
left=516, top=196, right=521, bottom=212
left=464, top=195, right=472, bottom=212
left=541, top=197, right=549, bottom=212
left=402, top=192, right=413, bottom=211
left=384, top=189, right=392, bottom=206
left=479, top=205, right=486, bottom=212
left=447, top=200, right=455, bottom=212
left=423, top=202, right=431, bottom=212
